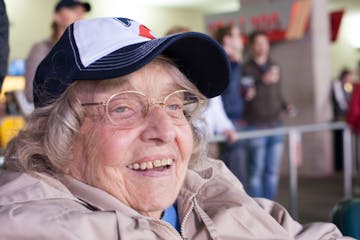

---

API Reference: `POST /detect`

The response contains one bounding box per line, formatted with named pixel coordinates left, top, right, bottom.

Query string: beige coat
left=0, top=159, right=352, bottom=239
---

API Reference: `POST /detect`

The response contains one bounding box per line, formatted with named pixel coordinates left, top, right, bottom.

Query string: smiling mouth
left=127, top=158, right=173, bottom=171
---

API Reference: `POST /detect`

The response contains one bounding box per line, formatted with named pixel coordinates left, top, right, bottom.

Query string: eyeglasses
left=81, top=90, right=203, bottom=127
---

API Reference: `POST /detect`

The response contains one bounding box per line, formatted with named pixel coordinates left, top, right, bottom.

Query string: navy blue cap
left=55, top=0, right=91, bottom=12
left=33, top=17, right=230, bottom=107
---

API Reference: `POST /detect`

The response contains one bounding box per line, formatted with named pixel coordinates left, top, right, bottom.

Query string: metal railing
left=209, top=121, right=352, bottom=219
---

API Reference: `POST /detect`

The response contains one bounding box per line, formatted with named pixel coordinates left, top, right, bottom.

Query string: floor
left=276, top=173, right=360, bottom=224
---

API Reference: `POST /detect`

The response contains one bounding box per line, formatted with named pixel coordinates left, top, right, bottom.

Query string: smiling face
left=55, top=5, right=86, bottom=29
left=223, top=26, right=243, bottom=62
left=69, top=59, right=196, bottom=219
left=251, top=34, right=270, bottom=59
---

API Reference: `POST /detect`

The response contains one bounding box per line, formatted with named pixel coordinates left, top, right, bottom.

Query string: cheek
left=95, top=129, right=135, bottom=166
left=176, top=125, right=194, bottom=166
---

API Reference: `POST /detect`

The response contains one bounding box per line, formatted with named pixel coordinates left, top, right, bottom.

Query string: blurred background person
left=24, top=0, right=91, bottom=103
left=4, top=92, right=20, bottom=116
left=165, top=25, right=190, bottom=35
left=242, top=30, right=293, bottom=200
left=0, top=0, right=9, bottom=91
left=213, top=23, right=247, bottom=183
left=332, top=68, right=354, bottom=121
left=347, top=61, right=360, bottom=133
left=165, top=25, right=239, bottom=170
left=332, top=68, right=354, bottom=171
left=203, top=95, right=238, bottom=158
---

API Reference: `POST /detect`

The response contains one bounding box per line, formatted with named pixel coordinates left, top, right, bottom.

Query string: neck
left=140, top=210, right=163, bottom=219
left=254, top=55, right=268, bottom=65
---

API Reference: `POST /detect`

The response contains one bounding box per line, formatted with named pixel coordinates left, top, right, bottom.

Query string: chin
left=133, top=189, right=178, bottom=218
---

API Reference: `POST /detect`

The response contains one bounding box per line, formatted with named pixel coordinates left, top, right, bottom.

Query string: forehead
left=254, top=34, right=268, bottom=43
left=231, top=26, right=240, bottom=35
left=77, top=59, right=187, bottom=101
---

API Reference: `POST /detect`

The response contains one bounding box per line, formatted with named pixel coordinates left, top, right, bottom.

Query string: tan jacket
left=0, top=159, right=352, bottom=239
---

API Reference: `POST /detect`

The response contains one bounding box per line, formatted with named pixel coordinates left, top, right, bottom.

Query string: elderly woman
left=0, top=17, right=350, bottom=239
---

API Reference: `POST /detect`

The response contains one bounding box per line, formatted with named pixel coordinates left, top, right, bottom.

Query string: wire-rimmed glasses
left=81, top=90, right=203, bottom=127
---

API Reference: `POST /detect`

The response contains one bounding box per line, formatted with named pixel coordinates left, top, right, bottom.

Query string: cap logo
left=115, top=17, right=155, bottom=40
left=73, top=18, right=157, bottom=67
left=139, top=25, right=156, bottom=40
left=114, top=17, right=132, bottom=27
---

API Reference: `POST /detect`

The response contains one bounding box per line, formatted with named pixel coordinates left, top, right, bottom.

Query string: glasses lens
left=165, top=91, right=199, bottom=121
left=105, top=90, right=200, bottom=127
left=106, top=92, right=146, bottom=126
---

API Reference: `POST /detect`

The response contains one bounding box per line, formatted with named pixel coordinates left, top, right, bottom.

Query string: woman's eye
left=114, top=105, right=129, bottom=113
left=167, top=104, right=182, bottom=111
left=110, top=104, right=136, bottom=118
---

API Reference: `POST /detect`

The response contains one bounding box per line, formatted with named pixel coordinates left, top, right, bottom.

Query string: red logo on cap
left=139, top=25, right=155, bottom=40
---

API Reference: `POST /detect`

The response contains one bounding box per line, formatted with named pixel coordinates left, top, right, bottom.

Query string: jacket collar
left=0, top=171, right=77, bottom=205
left=59, top=175, right=141, bottom=217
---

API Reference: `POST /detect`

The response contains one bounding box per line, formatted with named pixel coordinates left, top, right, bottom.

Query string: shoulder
left=189, top=158, right=247, bottom=201
left=0, top=171, right=117, bottom=239
left=0, top=199, right=122, bottom=239
left=0, top=198, right=85, bottom=239
left=28, top=40, right=52, bottom=57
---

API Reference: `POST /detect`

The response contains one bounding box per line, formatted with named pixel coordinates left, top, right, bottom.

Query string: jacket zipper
left=151, top=218, right=185, bottom=240
left=180, top=196, right=195, bottom=240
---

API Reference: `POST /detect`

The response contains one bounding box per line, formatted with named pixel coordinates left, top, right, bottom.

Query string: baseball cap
left=54, top=0, right=91, bottom=12
left=33, top=17, right=230, bottom=107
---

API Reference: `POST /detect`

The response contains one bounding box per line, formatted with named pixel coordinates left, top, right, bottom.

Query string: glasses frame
left=81, top=89, right=204, bottom=126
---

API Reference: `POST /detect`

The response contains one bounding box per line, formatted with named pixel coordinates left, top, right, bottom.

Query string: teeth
left=140, top=162, right=147, bottom=170
left=133, top=163, right=140, bottom=170
left=154, top=160, right=161, bottom=167
left=147, top=162, right=153, bottom=169
left=161, top=159, right=168, bottom=166
left=167, top=159, right=173, bottom=165
left=127, top=158, right=173, bottom=171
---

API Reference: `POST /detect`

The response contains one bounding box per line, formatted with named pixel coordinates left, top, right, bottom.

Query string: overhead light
left=343, top=13, right=360, bottom=48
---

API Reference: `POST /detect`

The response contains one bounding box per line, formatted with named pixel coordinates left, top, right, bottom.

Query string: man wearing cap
left=24, top=0, right=91, bottom=104
left=0, top=17, right=351, bottom=239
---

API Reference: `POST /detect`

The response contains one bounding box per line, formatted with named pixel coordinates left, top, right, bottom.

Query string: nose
left=140, top=106, right=176, bottom=144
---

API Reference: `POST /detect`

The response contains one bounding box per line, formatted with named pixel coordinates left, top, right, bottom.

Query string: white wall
left=4, top=0, right=208, bottom=61
left=329, top=0, right=360, bottom=78
left=5, top=0, right=57, bottom=60
left=86, top=0, right=206, bottom=36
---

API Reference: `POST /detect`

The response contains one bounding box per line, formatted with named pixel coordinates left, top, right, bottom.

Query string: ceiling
left=119, top=0, right=240, bottom=12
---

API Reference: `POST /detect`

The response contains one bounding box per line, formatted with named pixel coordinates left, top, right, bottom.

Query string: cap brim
left=162, top=33, right=230, bottom=98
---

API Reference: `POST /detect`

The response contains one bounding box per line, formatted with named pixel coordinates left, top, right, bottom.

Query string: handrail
left=209, top=121, right=348, bottom=142
left=209, top=121, right=352, bottom=219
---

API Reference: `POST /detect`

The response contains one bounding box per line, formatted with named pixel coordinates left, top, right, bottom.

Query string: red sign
left=206, top=0, right=311, bottom=42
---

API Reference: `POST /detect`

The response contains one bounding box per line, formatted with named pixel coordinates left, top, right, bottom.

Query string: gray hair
left=4, top=56, right=209, bottom=175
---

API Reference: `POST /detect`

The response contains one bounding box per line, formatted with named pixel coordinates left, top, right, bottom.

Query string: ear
left=54, top=12, right=61, bottom=24
left=223, top=35, right=231, bottom=46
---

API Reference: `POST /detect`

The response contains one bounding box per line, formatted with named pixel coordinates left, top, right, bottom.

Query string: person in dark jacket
left=213, top=24, right=247, bottom=183
left=0, top=0, right=9, bottom=91
left=331, top=68, right=354, bottom=170
left=243, top=30, right=293, bottom=200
